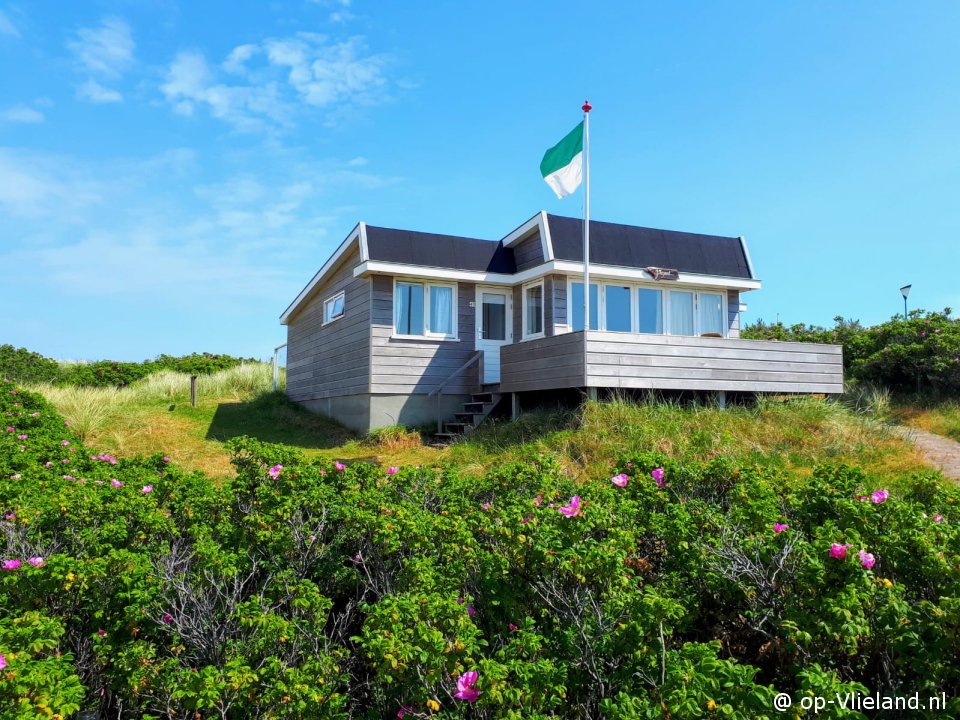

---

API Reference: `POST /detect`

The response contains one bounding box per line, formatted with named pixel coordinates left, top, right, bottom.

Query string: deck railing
left=499, top=331, right=843, bottom=395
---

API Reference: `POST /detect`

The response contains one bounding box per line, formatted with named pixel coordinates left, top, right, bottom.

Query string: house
left=280, top=211, right=843, bottom=433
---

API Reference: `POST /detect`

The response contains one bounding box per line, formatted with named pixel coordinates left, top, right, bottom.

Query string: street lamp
left=900, top=285, right=911, bottom=319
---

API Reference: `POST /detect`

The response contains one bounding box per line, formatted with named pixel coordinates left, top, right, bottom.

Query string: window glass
left=324, top=293, right=345, bottom=323
left=525, top=284, right=543, bottom=336
left=669, top=290, right=695, bottom=336
left=604, top=285, right=631, bottom=332
left=699, top=292, right=724, bottom=336
left=394, top=282, right=424, bottom=336
left=637, top=288, right=663, bottom=334
left=429, top=285, right=453, bottom=335
left=570, top=282, right=599, bottom=331
left=482, top=292, right=506, bottom=341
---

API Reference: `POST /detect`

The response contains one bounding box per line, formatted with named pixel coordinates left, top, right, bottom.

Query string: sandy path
left=895, top=426, right=960, bottom=480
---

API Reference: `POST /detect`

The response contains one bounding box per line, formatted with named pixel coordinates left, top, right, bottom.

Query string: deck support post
left=587, top=387, right=599, bottom=402
left=716, top=390, right=727, bottom=409
left=511, top=392, right=520, bottom=421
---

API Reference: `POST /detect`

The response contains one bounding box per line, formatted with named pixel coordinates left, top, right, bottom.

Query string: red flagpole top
left=582, top=99, right=592, bottom=113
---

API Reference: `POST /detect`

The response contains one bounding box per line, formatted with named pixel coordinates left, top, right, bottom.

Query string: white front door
left=475, top=286, right=512, bottom=384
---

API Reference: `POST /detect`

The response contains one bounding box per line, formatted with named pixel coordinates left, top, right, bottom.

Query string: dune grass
left=896, top=401, right=960, bottom=442
left=31, top=365, right=935, bottom=484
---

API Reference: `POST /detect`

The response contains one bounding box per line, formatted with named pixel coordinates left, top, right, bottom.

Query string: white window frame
left=522, top=279, right=545, bottom=340
left=392, top=277, right=459, bottom=341
left=566, top=277, right=727, bottom=338
left=322, top=290, right=346, bottom=326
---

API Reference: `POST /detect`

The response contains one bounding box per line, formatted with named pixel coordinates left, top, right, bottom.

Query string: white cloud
left=0, top=9, right=18, bottom=37
left=69, top=17, right=134, bottom=78
left=77, top=79, right=123, bottom=104
left=161, top=33, right=389, bottom=130
left=0, top=105, right=44, bottom=123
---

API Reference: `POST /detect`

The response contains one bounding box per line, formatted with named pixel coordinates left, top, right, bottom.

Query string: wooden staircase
left=434, top=389, right=502, bottom=443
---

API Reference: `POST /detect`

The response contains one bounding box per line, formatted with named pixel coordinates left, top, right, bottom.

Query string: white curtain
left=699, top=292, right=723, bottom=336
left=430, top=286, right=453, bottom=335
left=669, top=291, right=694, bottom=336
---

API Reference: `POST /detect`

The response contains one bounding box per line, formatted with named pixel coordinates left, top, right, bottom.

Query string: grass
left=895, top=401, right=960, bottom=442
left=31, top=365, right=938, bottom=484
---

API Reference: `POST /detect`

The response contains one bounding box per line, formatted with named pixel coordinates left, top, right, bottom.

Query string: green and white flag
left=540, top=121, right=584, bottom=199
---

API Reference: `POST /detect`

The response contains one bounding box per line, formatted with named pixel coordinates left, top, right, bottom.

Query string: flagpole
left=582, top=99, right=592, bottom=392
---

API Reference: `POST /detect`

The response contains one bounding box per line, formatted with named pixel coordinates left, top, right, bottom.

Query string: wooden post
left=587, top=387, right=599, bottom=402
left=511, top=392, right=520, bottom=421
left=716, top=390, right=727, bottom=409
left=190, top=375, right=198, bottom=407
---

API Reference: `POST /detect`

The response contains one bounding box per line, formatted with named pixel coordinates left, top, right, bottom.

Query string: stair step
left=471, top=392, right=494, bottom=403
left=455, top=412, right=481, bottom=423
left=462, top=402, right=487, bottom=413
left=444, top=422, right=469, bottom=433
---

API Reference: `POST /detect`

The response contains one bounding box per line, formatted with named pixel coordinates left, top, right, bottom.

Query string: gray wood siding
left=513, top=232, right=545, bottom=271
left=512, top=285, right=522, bottom=342
left=500, top=333, right=585, bottom=393
left=369, top=275, right=479, bottom=395
left=552, top=274, right=568, bottom=328
left=727, top=290, right=740, bottom=339
left=500, top=331, right=844, bottom=394
left=286, top=247, right=371, bottom=401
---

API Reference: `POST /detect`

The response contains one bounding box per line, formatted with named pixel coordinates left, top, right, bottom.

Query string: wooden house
left=280, top=212, right=843, bottom=434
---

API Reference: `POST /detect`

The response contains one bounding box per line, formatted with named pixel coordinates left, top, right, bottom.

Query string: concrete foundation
left=297, top=392, right=469, bottom=433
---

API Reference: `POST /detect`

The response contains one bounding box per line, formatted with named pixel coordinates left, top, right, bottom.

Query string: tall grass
left=31, top=385, right=129, bottom=442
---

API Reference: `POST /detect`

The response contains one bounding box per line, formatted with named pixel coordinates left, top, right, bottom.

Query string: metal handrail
left=428, top=351, right=483, bottom=433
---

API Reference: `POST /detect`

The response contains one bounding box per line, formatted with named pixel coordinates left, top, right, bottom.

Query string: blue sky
left=3, top=1, right=959, bottom=361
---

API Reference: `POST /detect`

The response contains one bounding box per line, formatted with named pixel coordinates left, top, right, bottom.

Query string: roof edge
left=279, top=222, right=364, bottom=325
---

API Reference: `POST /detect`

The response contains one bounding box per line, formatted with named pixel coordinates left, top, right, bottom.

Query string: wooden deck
left=499, top=331, right=843, bottom=394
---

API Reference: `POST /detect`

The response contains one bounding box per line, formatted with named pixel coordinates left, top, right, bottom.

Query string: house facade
left=280, top=212, right=843, bottom=433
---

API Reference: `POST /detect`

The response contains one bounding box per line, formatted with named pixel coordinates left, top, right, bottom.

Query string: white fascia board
left=353, top=260, right=554, bottom=286
left=551, top=260, right=762, bottom=290
left=539, top=210, right=555, bottom=261
left=501, top=212, right=543, bottom=247
left=358, top=221, right=369, bottom=262
left=739, top=235, right=756, bottom=280
left=279, top=223, right=362, bottom=325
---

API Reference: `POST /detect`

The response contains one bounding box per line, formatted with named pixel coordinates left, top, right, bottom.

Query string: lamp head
left=900, top=285, right=912, bottom=299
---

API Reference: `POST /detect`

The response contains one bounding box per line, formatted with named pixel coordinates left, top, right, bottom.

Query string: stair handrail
left=428, top=351, right=483, bottom=433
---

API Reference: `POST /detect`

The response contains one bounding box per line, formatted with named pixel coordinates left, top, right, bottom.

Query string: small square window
left=323, top=291, right=345, bottom=324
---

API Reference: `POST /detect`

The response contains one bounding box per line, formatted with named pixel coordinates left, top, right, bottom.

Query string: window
left=669, top=291, right=695, bottom=336
left=699, top=292, right=724, bottom=336
left=637, top=288, right=663, bottom=334
left=323, top=291, right=345, bottom=325
left=604, top=285, right=632, bottom=333
left=523, top=282, right=544, bottom=338
left=570, top=282, right=599, bottom=331
left=393, top=280, right=458, bottom=339
left=481, top=292, right=507, bottom=341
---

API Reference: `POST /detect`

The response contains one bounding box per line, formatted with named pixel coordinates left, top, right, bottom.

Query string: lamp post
left=900, top=285, right=911, bottom=319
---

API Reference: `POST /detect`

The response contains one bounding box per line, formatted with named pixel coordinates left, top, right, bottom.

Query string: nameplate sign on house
left=645, top=267, right=680, bottom=281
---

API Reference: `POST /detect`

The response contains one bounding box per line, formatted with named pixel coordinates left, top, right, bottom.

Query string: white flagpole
left=582, top=100, right=592, bottom=336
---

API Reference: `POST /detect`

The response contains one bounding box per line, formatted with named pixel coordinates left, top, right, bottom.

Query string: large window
left=523, top=281, right=544, bottom=338
left=604, top=285, right=632, bottom=332
left=567, top=279, right=726, bottom=337
left=570, top=282, right=599, bottom=331
left=669, top=291, right=695, bottom=336
left=637, top=288, right=662, bottom=334
left=699, top=292, right=724, bottom=336
left=323, top=291, right=345, bottom=325
left=394, top=280, right=457, bottom=339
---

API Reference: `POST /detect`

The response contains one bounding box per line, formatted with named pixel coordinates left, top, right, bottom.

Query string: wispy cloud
left=68, top=17, right=133, bottom=103
left=77, top=79, right=123, bottom=104
left=161, top=32, right=389, bottom=130
left=0, top=9, right=18, bottom=38
left=0, top=105, right=44, bottom=123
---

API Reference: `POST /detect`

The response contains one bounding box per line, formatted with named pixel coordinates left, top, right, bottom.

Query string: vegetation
left=0, top=344, right=258, bottom=388
left=895, top=402, right=960, bottom=443
left=743, top=309, right=960, bottom=397
left=3, top=382, right=960, bottom=718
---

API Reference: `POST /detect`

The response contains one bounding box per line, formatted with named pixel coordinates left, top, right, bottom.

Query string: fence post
left=190, top=375, right=198, bottom=407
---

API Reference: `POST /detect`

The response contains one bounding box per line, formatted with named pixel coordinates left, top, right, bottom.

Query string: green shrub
left=0, top=344, right=61, bottom=384
left=2, top=380, right=960, bottom=717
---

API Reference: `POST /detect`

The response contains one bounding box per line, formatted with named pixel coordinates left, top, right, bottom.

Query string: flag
left=540, top=121, right=584, bottom=199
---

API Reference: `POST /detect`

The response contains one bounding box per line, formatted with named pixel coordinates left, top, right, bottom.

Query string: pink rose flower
left=162, top=613, right=173, bottom=624
left=558, top=495, right=581, bottom=518
left=651, top=467, right=665, bottom=489
left=27, top=556, right=44, bottom=567
left=2, top=559, right=22, bottom=570
left=334, top=461, right=346, bottom=471
left=934, top=513, right=944, bottom=523
left=611, top=473, right=629, bottom=487
left=829, top=543, right=851, bottom=560
left=141, top=485, right=153, bottom=494
left=453, top=670, right=480, bottom=702
left=110, top=479, right=123, bottom=488
left=858, top=550, right=876, bottom=570
left=774, top=523, right=788, bottom=533
left=481, top=502, right=492, bottom=510
left=533, top=495, right=543, bottom=506
left=0, top=652, right=6, bottom=670
left=268, top=464, right=283, bottom=479
left=386, top=466, right=399, bottom=475
left=871, top=489, right=889, bottom=504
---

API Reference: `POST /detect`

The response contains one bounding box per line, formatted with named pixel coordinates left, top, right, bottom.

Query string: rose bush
left=2, top=382, right=959, bottom=718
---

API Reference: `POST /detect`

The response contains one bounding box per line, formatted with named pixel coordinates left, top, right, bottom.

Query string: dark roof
left=365, top=225, right=516, bottom=274
left=547, top=214, right=753, bottom=279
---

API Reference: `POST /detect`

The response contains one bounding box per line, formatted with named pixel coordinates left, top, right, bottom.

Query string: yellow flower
left=882, top=578, right=894, bottom=589
left=427, top=699, right=440, bottom=712
left=707, top=699, right=717, bottom=711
